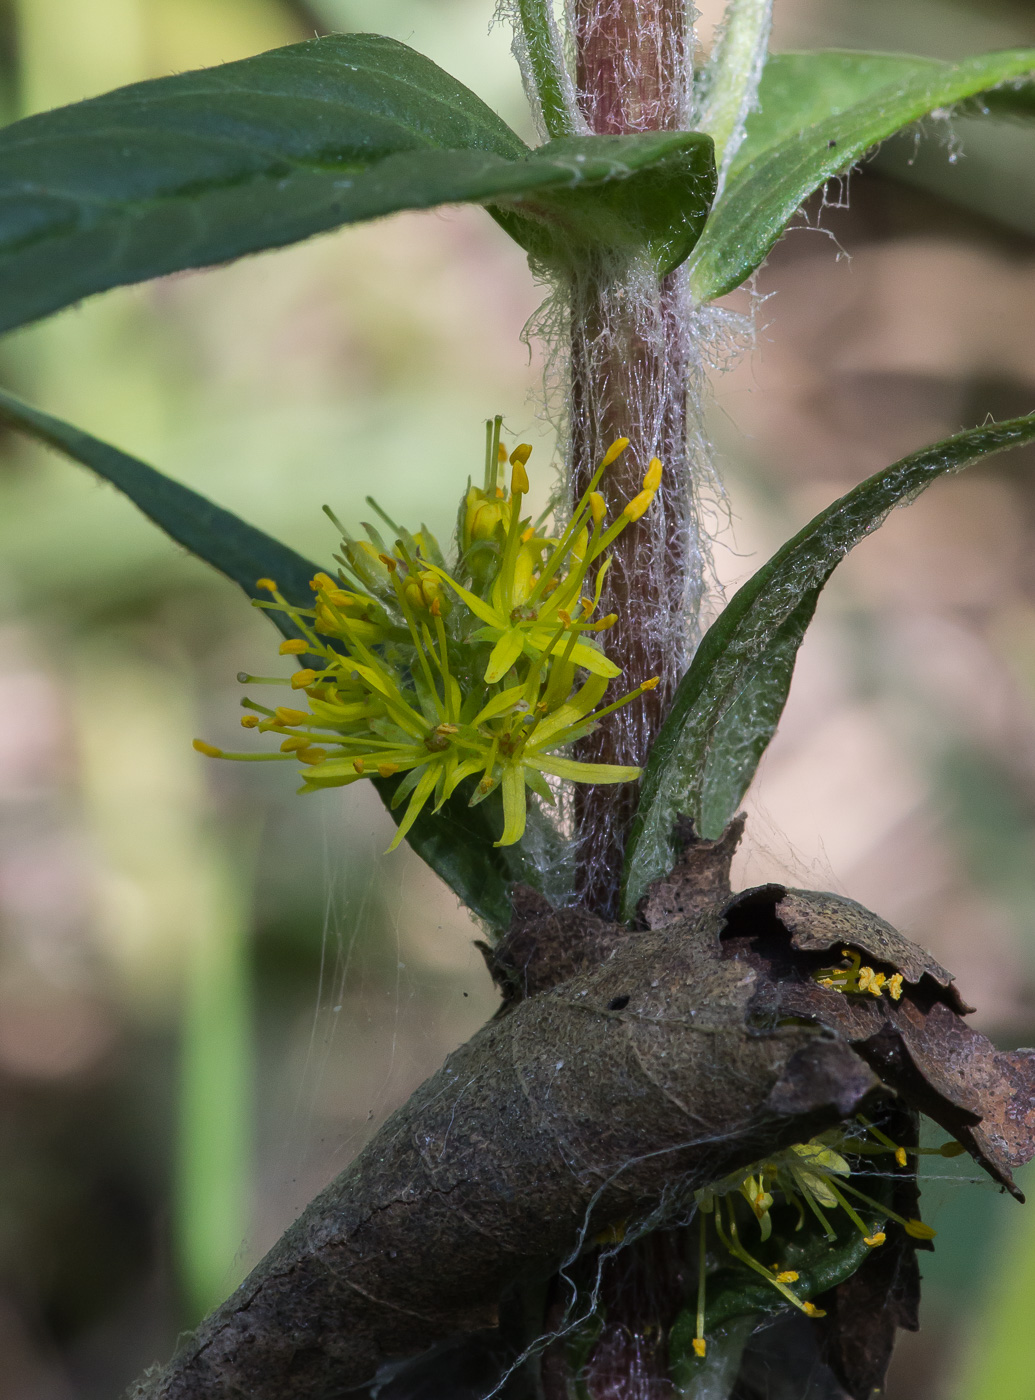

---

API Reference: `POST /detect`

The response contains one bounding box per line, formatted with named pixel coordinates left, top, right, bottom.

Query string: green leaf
left=0, top=385, right=320, bottom=611
left=0, top=386, right=514, bottom=928
left=515, top=0, right=577, bottom=139
left=0, top=31, right=528, bottom=335
left=0, top=30, right=715, bottom=334
left=621, top=412, right=1035, bottom=921
left=690, top=47, right=1035, bottom=302
left=492, top=131, right=717, bottom=276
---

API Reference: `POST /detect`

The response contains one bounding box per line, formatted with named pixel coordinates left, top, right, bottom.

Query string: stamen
left=695, top=1211, right=707, bottom=1357
left=275, top=707, right=310, bottom=725
left=600, top=437, right=630, bottom=468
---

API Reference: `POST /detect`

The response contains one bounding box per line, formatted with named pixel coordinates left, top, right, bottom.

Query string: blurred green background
left=0, top=2, right=1032, bottom=1396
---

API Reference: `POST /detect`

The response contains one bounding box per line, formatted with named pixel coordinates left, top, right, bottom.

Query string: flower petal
left=530, top=757, right=641, bottom=784
left=423, top=563, right=502, bottom=627
left=484, top=629, right=526, bottom=684
left=386, top=766, right=440, bottom=852
left=472, top=682, right=527, bottom=726
left=496, top=765, right=528, bottom=846
left=566, top=639, right=621, bottom=677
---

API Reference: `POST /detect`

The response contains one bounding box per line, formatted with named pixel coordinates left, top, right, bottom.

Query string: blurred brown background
left=0, top=1, right=1032, bottom=1397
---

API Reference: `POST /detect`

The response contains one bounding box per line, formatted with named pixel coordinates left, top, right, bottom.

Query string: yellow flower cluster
left=194, top=418, right=663, bottom=849
left=687, top=1117, right=957, bottom=1358
left=814, top=947, right=904, bottom=1000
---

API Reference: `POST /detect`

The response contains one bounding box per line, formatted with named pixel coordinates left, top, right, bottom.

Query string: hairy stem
left=567, top=0, right=698, bottom=919
left=570, top=261, right=699, bottom=919
left=559, top=3, right=701, bottom=1394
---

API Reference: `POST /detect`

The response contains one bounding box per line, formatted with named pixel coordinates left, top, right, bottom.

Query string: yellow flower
left=814, top=947, right=906, bottom=1001
left=193, top=416, right=660, bottom=851
left=432, top=426, right=660, bottom=687
left=688, top=1116, right=943, bottom=1354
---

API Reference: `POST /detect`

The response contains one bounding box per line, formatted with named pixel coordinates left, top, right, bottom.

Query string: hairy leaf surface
left=621, top=413, right=1035, bottom=920
left=0, top=387, right=514, bottom=927
left=0, top=33, right=526, bottom=333
left=0, top=30, right=716, bottom=333
left=690, top=48, right=1035, bottom=301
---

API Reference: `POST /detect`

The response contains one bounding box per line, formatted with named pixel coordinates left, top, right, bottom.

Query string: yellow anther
left=641, top=676, right=661, bottom=691
left=776, top=1270, right=799, bottom=1283
left=802, top=1303, right=826, bottom=1319
left=623, top=489, right=654, bottom=522
left=904, top=1219, right=936, bottom=1240
left=511, top=460, right=530, bottom=495
left=643, top=457, right=663, bottom=492
left=601, top=437, right=630, bottom=468
left=692, top=1339, right=707, bottom=1359
left=297, top=746, right=328, bottom=765
left=887, top=973, right=904, bottom=1000
left=521, top=526, right=535, bottom=544
left=557, top=609, right=572, bottom=626
left=291, top=669, right=318, bottom=689
left=279, top=639, right=308, bottom=655
left=281, top=736, right=308, bottom=752
left=275, top=707, right=310, bottom=725
left=589, top=491, right=607, bottom=526
left=895, top=1147, right=907, bottom=1168
left=377, top=762, right=398, bottom=778
left=497, top=442, right=508, bottom=464
left=353, top=757, right=365, bottom=775
left=192, top=739, right=223, bottom=758
left=309, top=573, right=335, bottom=591
left=872, top=972, right=887, bottom=993
left=864, top=1233, right=886, bottom=1247
left=378, top=553, right=398, bottom=571
left=256, top=577, right=278, bottom=592
left=241, top=715, right=260, bottom=729
left=510, top=443, right=533, bottom=468
left=430, top=597, right=442, bottom=617
left=594, top=613, right=618, bottom=631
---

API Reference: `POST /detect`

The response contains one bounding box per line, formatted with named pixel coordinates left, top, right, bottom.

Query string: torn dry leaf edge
left=131, top=843, right=1035, bottom=1400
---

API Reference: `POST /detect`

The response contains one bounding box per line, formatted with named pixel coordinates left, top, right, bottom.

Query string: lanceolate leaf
left=689, top=48, right=1035, bottom=302
left=621, top=413, right=1035, bottom=921
left=0, top=33, right=524, bottom=334
left=0, top=387, right=514, bottom=928
left=0, top=386, right=320, bottom=611
left=0, top=31, right=714, bottom=335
